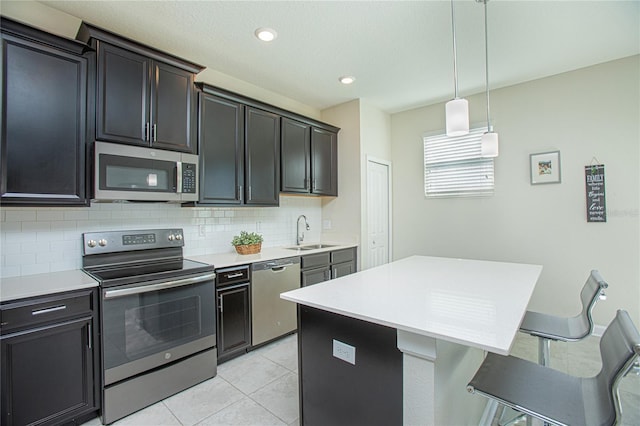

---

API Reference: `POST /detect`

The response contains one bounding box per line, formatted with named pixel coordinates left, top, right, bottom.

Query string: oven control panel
left=82, top=229, right=184, bottom=255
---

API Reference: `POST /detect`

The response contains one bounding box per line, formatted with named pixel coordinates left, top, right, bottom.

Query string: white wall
left=391, top=56, right=640, bottom=326
left=320, top=100, right=362, bottom=255
left=359, top=101, right=392, bottom=269
left=0, top=196, right=321, bottom=278
left=320, top=100, right=393, bottom=270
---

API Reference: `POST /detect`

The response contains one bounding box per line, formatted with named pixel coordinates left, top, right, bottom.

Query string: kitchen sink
left=286, top=244, right=338, bottom=251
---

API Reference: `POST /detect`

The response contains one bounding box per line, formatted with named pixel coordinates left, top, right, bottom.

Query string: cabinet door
left=151, top=62, right=196, bottom=153
left=96, top=42, right=149, bottom=146
left=217, top=284, right=251, bottom=360
left=301, top=267, right=331, bottom=287
left=281, top=117, right=311, bottom=193
left=198, top=93, right=244, bottom=204
left=1, top=318, right=95, bottom=426
left=311, top=127, right=338, bottom=196
left=332, top=261, right=355, bottom=279
left=1, top=34, right=88, bottom=205
left=245, top=107, right=280, bottom=206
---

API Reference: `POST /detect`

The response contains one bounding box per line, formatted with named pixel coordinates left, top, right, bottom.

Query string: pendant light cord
left=451, top=0, right=460, bottom=99
left=483, top=0, right=492, bottom=131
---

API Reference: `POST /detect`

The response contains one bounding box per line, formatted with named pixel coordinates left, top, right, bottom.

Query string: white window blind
left=424, top=127, right=494, bottom=198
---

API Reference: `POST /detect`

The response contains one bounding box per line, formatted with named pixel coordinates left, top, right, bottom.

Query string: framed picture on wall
left=530, top=151, right=561, bottom=185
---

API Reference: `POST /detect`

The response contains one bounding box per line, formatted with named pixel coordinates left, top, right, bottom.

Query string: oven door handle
left=103, top=273, right=216, bottom=299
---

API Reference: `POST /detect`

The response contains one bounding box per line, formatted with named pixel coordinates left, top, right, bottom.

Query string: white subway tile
left=5, top=210, right=36, bottom=222
left=21, top=263, right=50, bottom=275
left=37, top=210, right=65, bottom=221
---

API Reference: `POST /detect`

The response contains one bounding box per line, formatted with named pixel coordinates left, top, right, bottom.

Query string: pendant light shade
left=480, top=0, right=499, bottom=158
left=446, top=98, right=470, bottom=136
left=480, top=131, right=499, bottom=157
left=445, top=0, right=469, bottom=137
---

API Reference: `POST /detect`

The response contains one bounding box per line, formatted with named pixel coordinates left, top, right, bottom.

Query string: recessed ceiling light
left=255, top=28, right=277, bottom=42
left=339, top=76, right=356, bottom=85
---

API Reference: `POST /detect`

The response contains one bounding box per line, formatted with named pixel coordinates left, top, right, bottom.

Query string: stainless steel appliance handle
left=271, top=264, right=294, bottom=272
left=104, top=273, right=216, bottom=299
left=32, top=305, right=67, bottom=316
left=176, top=162, right=183, bottom=193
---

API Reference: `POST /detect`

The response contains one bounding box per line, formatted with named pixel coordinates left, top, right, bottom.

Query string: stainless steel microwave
left=94, top=141, right=198, bottom=202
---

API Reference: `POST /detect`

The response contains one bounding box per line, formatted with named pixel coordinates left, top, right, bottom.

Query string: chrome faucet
left=296, top=215, right=310, bottom=246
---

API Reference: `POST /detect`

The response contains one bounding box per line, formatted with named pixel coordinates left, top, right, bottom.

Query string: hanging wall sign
left=585, top=164, right=606, bottom=222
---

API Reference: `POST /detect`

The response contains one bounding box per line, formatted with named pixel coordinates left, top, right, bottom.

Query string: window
left=424, top=127, right=494, bottom=198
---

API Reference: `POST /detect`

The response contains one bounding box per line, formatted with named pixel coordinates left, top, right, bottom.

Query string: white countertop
left=0, top=270, right=98, bottom=303
left=281, top=255, right=542, bottom=355
left=188, top=242, right=358, bottom=269
left=0, top=243, right=357, bottom=302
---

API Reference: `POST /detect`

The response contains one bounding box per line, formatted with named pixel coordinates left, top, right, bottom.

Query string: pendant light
left=479, top=0, right=499, bottom=157
left=445, top=0, right=469, bottom=137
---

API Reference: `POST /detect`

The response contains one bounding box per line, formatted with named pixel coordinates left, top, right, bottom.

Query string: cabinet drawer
left=216, top=265, right=250, bottom=286
left=331, top=248, right=356, bottom=264
left=0, top=289, right=94, bottom=334
left=301, top=252, right=330, bottom=270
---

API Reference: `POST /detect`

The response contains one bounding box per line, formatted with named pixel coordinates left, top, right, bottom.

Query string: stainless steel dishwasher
left=251, top=257, right=301, bottom=346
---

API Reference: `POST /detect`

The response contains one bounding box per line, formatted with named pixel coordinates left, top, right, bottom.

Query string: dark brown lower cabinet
left=216, top=266, right=252, bottom=363
left=0, top=289, right=99, bottom=426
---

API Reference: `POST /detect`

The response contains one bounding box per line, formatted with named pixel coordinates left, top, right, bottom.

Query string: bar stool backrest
left=588, top=309, right=640, bottom=425
left=575, top=270, right=608, bottom=337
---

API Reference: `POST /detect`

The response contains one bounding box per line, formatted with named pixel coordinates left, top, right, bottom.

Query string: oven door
left=101, top=273, right=216, bottom=386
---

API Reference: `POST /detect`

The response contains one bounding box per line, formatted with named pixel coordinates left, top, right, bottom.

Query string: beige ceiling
left=32, top=1, right=640, bottom=113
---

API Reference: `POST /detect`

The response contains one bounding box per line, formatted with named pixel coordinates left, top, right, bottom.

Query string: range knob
left=175, top=234, right=183, bottom=241
left=168, top=234, right=175, bottom=241
left=87, top=240, right=97, bottom=248
left=99, top=239, right=108, bottom=247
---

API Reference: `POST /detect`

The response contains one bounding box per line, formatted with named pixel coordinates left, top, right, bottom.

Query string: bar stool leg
left=538, top=338, right=551, bottom=367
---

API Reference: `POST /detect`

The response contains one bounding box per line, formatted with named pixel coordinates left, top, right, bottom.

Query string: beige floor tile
left=196, top=397, right=286, bottom=426
left=217, top=351, right=289, bottom=394
left=251, top=372, right=299, bottom=424
left=163, top=376, right=244, bottom=426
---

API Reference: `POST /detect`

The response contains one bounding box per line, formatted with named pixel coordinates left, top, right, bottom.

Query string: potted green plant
left=231, top=231, right=264, bottom=255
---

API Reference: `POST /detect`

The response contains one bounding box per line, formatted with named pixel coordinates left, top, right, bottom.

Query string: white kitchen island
left=281, top=255, right=543, bottom=425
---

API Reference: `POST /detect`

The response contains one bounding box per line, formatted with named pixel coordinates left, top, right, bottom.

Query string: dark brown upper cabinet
left=77, top=22, right=204, bottom=154
left=281, top=118, right=338, bottom=196
left=0, top=17, right=91, bottom=206
left=310, top=127, right=338, bottom=196
left=196, top=84, right=280, bottom=206
left=245, top=107, right=280, bottom=205
left=197, top=92, right=244, bottom=205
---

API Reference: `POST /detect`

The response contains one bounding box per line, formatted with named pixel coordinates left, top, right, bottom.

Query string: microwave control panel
left=182, top=163, right=197, bottom=193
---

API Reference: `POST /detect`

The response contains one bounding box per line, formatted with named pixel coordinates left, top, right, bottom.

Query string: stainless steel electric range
left=82, top=229, right=216, bottom=424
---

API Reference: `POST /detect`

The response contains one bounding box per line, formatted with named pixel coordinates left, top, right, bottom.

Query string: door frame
left=365, top=156, right=393, bottom=269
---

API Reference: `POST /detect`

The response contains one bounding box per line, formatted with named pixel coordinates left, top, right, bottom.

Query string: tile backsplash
left=0, top=196, right=321, bottom=278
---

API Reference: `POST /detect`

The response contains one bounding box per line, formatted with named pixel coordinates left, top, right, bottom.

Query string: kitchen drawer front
left=301, top=252, right=330, bottom=270
left=330, top=248, right=356, bottom=264
left=216, top=265, right=250, bottom=287
left=0, top=289, right=95, bottom=334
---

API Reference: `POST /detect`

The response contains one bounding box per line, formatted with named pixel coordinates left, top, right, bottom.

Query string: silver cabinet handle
left=225, top=272, right=244, bottom=279
left=153, top=123, right=157, bottom=142
left=104, top=273, right=216, bottom=299
left=219, top=295, right=224, bottom=313
left=238, top=185, right=243, bottom=202
left=32, top=305, right=66, bottom=316
left=87, top=321, right=93, bottom=349
left=145, top=122, right=150, bottom=141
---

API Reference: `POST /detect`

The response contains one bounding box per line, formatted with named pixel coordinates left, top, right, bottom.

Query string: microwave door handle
left=176, top=161, right=183, bottom=193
